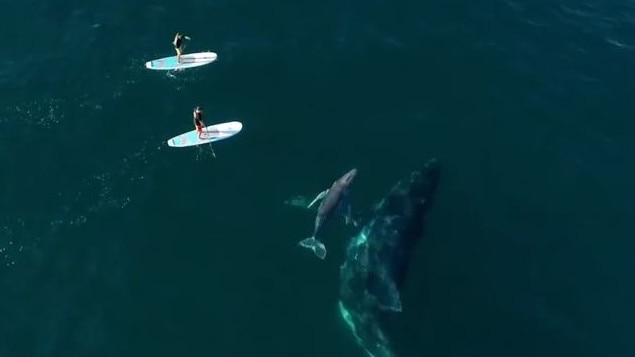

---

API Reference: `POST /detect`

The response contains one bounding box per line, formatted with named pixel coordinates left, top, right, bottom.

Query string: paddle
left=181, top=36, right=191, bottom=52
left=201, top=125, right=217, bottom=159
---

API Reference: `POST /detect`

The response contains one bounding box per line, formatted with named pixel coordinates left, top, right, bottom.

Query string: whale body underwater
left=338, top=159, right=440, bottom=357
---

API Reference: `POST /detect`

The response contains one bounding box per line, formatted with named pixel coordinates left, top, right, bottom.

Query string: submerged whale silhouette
left=298, top=168, right=358, bottom=260
left=338, top=159, right=440, bottom=357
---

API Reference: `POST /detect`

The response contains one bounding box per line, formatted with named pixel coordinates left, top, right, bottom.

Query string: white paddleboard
left=145, top=51, right=218, bottom=70
left=167, top=121, right=243, bottom=148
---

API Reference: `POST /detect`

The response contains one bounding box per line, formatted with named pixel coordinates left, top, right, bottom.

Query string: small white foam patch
left=0, top=223, right=25, bottom=267
left=0, top=141, right=162, bottom=267
left=0, top=44, right=160, bottom=267
left=3, top=97, right=64, bottom=129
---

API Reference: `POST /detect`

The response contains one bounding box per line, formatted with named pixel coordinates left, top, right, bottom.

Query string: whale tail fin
left=298, top=237, right=327, bottom=260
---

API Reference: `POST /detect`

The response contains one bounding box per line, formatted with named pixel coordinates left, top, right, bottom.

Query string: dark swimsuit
left=175, top=37, right=183, bottom=49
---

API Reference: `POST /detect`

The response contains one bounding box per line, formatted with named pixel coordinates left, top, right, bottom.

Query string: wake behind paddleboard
left=145, top=51, right=218, bottom=70
left=167, top=121, right=243, bottom=148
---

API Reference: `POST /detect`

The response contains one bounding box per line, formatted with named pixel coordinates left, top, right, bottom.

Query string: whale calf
left=298, top=168, right=358, bottom=260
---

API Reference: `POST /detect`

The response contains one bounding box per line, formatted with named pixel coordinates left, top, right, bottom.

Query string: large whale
left=338, top=159, right=440, bottom=357
left=298, top=168, right=358, bottom=260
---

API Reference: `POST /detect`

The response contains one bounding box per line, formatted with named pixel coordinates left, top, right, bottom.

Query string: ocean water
left=1, top=0, right=634, bottom=356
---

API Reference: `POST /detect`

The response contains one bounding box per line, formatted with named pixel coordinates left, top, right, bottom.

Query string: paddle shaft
left=202, top=125, right=217, bottom=158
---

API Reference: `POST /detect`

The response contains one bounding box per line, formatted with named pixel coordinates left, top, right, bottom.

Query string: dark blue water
left=1, top=0, right=634, bottom=356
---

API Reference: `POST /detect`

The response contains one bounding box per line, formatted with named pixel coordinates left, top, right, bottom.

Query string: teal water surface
left=1, top=0, right=635, bottom=356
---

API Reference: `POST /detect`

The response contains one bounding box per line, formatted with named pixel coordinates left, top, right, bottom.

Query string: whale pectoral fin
left=307, top=189, right=329, bottom=209
left=338, top=192, right=355, bottom=226
left=345, top=200, right=354, bottom=226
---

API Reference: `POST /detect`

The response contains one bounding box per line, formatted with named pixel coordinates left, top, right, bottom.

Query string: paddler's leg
left=176, top=47, right=183, bottom=63
left=307, top=189, right=329, bottom=209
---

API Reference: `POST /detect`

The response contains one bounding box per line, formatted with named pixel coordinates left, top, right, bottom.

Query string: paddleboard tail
left=298, top=237, right=326, bottom=260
